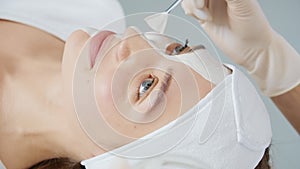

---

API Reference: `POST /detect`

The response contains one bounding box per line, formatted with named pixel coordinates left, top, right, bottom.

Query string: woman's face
left=62, top=27, right=213, bottom=149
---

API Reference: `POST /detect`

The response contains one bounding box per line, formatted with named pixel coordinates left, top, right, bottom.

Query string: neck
left=0, top=20, right=63, bottom=63
left=0, top=20, right=105, bottom=169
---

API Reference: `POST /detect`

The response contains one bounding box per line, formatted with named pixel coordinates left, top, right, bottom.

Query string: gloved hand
left=181, top=0, right=300, bottom=97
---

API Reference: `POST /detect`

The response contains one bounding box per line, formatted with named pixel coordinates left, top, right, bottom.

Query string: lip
left=89, top=31, right=116, bottom=68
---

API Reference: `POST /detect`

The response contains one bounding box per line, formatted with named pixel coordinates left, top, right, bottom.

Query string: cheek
left=94, top=76, right=138, bottom=139
left=95, top=73, right=114, bottom=118
left=93, top=72, right=181, bottom=139
left=157, top=79, right=183, bottom=122
left=94, top=69, right=132, bottom=133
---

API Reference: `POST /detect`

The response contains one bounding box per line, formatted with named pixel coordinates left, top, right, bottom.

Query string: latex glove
left=181, top=0, right=300, bottom=97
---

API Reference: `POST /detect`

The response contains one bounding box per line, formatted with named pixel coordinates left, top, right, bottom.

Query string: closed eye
left=165, top=39, right=190, bottom=55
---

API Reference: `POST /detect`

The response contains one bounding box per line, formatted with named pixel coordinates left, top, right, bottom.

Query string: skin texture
left=0, top=20, right=213, bottom=169
left=0, top=20, right=103, bottom=169
left=272, top=85, right=300, bottom=133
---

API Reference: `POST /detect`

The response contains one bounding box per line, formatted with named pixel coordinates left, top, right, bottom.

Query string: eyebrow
left=160, top=71, right=172, bottom=95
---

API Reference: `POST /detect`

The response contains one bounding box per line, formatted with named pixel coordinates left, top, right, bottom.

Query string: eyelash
left=135, top=74, right=157, bottom=102
left=166, top=39, right=190, bottom=55
left=135, top=72, right=171, bottom=105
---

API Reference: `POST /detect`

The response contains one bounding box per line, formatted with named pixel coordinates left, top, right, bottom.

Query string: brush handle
left=165, top=0, right=183, bottom=14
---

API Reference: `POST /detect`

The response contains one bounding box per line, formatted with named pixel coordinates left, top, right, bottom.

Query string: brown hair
left=28, top=158, right=84, bottom=169
left=255, top=147, right=271, bottom=169
left=29, top=147, right=270, bottom=169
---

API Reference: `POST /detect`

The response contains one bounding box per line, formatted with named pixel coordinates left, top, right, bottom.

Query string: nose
left=116, top=27, right=153, bottom=61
